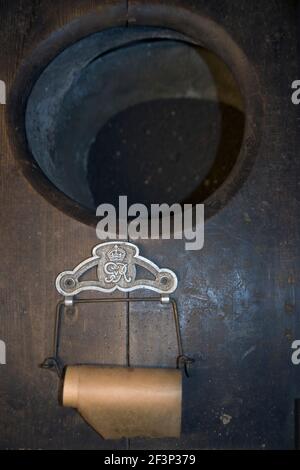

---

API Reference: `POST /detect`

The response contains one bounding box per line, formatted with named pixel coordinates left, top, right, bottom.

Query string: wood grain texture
left=128, top=0, right=300, bottom=450
left=0, top=0, right=299, bottom=450
left=0, top=0, right=129, bottom=450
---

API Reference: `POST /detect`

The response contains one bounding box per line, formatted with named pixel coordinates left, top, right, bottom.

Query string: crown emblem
left=106, top=245, right=126, bottom=263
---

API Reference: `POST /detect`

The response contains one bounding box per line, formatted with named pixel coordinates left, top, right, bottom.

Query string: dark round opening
left=24, top=26, right=245, bottom=215
left=88, top=96, right=243, bottom=208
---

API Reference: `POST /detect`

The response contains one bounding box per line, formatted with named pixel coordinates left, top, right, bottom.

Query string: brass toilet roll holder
left=42, top=241, right=193, bottom=439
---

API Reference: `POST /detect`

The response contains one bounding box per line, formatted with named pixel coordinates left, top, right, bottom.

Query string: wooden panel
left=0, top=0, right=299, bottom=450
left=128, top=0, right=300, bottom=450
left=0, top=0, right=129, bottom=450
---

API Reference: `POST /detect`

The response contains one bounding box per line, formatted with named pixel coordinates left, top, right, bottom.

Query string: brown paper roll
left=63, top=365, right=182, bottom=439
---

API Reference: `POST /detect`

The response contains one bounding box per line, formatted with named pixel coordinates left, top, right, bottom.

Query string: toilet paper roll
left=63, top=365, right=182, bottom=439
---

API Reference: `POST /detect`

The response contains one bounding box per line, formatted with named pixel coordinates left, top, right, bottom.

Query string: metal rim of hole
left=7, top=2, right=263, bottom=227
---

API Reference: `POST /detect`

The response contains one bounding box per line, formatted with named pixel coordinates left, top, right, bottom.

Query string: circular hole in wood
left=8, top=11, right=262, bottom=226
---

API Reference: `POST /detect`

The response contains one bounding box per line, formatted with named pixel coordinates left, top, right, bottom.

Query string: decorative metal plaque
left=56, top=241, right=178, bottom=296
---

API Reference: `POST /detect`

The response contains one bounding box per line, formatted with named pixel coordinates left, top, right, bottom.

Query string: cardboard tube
left=63, top=365, right=182, bottom=439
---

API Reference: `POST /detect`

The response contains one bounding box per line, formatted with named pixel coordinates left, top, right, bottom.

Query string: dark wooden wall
left=0, top=0, right=299, bottom=449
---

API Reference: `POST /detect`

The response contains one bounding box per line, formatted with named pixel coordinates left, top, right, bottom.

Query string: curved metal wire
left=41, top=297, right=194, bottom=378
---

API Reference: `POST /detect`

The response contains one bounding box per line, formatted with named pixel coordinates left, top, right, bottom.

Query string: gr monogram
left=104, top=245, right=131, bottom=284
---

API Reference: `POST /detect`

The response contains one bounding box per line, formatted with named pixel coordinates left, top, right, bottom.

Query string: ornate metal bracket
left=42, top=242, right=193, bottom=377
left=56, top=241, right=178, bottom=298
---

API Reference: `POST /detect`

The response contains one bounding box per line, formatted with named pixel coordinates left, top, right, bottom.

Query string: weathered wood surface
left=0, top=0, right=299, bottom=449
left=0, top=0, right=129, bottom=450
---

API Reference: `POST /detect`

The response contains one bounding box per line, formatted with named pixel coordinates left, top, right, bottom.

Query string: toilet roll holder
left=42, top=241, right=193, bottom=377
